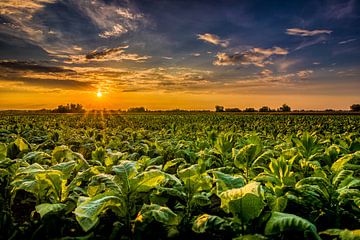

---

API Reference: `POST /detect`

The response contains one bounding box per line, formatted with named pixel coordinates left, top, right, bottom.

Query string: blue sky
left=0, top=0, right=359, bottom=109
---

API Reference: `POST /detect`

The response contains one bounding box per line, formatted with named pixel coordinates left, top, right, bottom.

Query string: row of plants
left=0, top=114, right=359, bottom=239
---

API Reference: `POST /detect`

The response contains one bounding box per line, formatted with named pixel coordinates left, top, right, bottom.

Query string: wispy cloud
left=0, top=60, right=93, bottom=90
left=259, top=69, right=273, bottom=76
left=325, top=0, right=356, bottom=19
left=294, top=35, right=329, bottom=51
left=286, top=28, right=332, bottom=37
left=65, top=46, right=151, bottom=63
left=296, top=70, right=313, bottom=79
left=0, top=60, right=74, bottom=73
left=0, top=0, right=55, bottom=15
left=197, top=33, right=229, bottom=47
left=214, top=47, right=288, bottom=67
left=72, top=1, right=146, bottom=39
left=0, top=0, right=147, bottom=57
left=338, top=38, right=357, bottom=45
left=275, top=59, right=301, bottom=72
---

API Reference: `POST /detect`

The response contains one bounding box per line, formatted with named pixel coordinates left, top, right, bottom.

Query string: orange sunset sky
left=0, top=0, right=359, bottom=110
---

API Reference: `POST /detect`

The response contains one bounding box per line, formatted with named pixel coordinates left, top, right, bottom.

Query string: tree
left=350, top=104, right=360, bottom=111
left=278, top=104, right=291, bottom=112
left=128, top=107, right=146, bottom=112
left=215, top=105, right=224, bottom=112
left=259, top=106, right=270, bottom=112
left=225, top=108, right=241, bottom=112
left=243, top=108, right=256, bottom=112
left=52, top=103, right=85, bottom=113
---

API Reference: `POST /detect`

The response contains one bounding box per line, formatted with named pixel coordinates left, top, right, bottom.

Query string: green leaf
left=22, top=151, right=51, bottom=164
left=320, top=228, right=360, bottom=240
left=135, top=204, right=179, bottom=226
left=233, top=234, right=268, bottom=240
left=74, top=192, right=122, bottom=232
left=211, top=171, right=245, bottom=194
left=112, top=160, right=138, bottom=180
left=91, top=147, right=107, bottom=162
left=14, top=138, right=30, bottom=152
left=130, top=170, right=166, bottom=193
left=268, top=196, right=288, bottom=212
left=233, top=144, right=258, bottom=169
left=264, top=212, right=320, bottom=240
left=331, top=151, right=360, bottom=172
left=332, top=170, right=353, bottom=187
left=0, top=143, right=7, bottom=160
left=192, top=214, right=231, bottom=233
left=190, top=192, right=211, bottom=207
left=50, top=160, right=76, bottom=179
left=88, top=174, right=123, bottom=196
left=35, top=203, right=66, bottom=218
left=178, top=164, right=201, bottom=180
left=163, top=158, right=186, bottom=173
left=219, top=182, right=264, bottom=223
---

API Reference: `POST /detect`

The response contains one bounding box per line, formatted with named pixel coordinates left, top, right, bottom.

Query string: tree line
left=39, top=103, right=360, bottom=113
left=215, top=104, right=292, bottom=112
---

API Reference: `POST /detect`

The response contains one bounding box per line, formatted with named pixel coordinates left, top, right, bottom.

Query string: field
left=0, top=113, right=359, bottom=240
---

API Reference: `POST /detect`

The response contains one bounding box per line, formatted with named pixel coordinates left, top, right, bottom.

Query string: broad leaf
left=74, top=192, right=122, bottom=232
left=264, top=212, right=320, bottom=239
left=130, top=170, right=166, bottom=193
left=219, top=182, right=264, bottom=223
left=35, top=203, right=66, bottom=218
left=192, top=214, right=231, bottom=233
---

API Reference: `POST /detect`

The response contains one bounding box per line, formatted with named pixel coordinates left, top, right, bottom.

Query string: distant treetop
left=52, top=104, right=85, bottom=113
left=350, top=104, right=360, bottom=111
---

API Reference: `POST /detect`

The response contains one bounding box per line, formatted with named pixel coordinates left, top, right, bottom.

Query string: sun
left=97, top=91, right=102, bottom=97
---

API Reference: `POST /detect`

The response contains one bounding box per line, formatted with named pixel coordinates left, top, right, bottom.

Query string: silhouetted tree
left=225, top=108, right=241, bottom=112
left=278, top=104, right=291, bottom=112
left=244, top=108, right=256, bottom=112
left=128, top=107, right=146, bottom=112
left=259, top=106, right=270, bottom=112
left=350, top=104, right=360, bottom=111
left=215, top=105, right=224, bottom=112
left=53, top=103, right=85, bottom=113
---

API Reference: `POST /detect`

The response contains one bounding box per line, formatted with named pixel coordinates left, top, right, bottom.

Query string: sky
left=0, top=0, right=359, bottom=110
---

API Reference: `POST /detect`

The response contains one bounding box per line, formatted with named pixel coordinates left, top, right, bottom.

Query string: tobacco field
left=0, top=113, right=359, bottom=240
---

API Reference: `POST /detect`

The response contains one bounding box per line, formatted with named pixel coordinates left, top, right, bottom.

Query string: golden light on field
left=97, top=91, right=102, bottom=98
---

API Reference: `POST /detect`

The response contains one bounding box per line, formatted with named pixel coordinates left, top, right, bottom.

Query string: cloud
left=65, top=46, right=151, bottom=63
left=286, top=28, right=332, bottom=37
left=197, top=33, right=229, bottom=47
left=0, top=60, right=74, bottom=73
left=338, top=39, right=357, bottom=45
left=296, top=70, right=313, bottom=79
left=213, top=47, right=288, bottom=67
left=0, top=61, right=215, bottom=93
left=0, top=0, right=147, bottom=57
left=275, top=59, right=301, bottom=72
left=99, top=24, right=128, bottom=38
left=191, top=53, right=201, bottom=57
left=259, top=69, right=273, bottom=76
left=0, top=0, right=55, bottom=15
left=68, top=1, right=147, bottom=39
left=325, top=0, right=356, bottom=19
left=293, top=35, right=328, bottom=51
left=0, top=78, right=94, bottom=90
